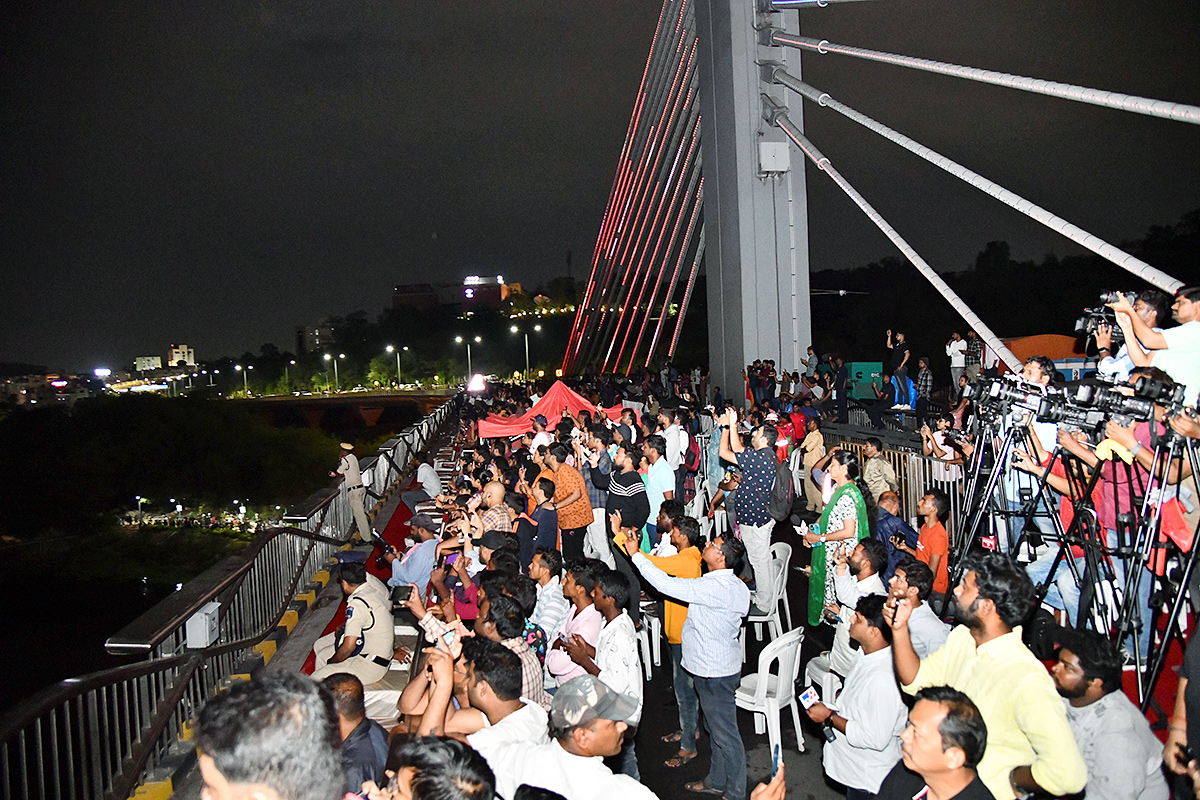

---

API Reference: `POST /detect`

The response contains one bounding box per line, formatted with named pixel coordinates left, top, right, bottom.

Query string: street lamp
left=455, top=336, right=481, bottom=383
left=386, top=345, right=409, bottom=388
left=324, top=354, right=344, bottom=391
left=284, top=359, right=295, bottom=392
left=510, top=324, right=542, bottom=380
left=235, top=364, right=252, bottom=394
left=135, top=495, right=144, bottom=524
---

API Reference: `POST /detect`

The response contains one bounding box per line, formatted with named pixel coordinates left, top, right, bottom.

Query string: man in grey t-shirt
left=1051, top=629, right=1167, bottom=800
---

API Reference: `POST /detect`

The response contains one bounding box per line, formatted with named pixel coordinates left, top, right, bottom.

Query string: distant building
left=297, top=320, right=335, bottom=355
left=135, top=356, right=163, bottom=372
left=392, top=275, right=515, bottom=312
left=167, top=343, right=196, bottom=367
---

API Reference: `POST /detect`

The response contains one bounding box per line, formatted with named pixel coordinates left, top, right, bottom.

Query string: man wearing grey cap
left=332, top=442, right=371, bottom=542
left=472, top=674, right=658, bottom=800
left=384, top=513, right=440, bottom=597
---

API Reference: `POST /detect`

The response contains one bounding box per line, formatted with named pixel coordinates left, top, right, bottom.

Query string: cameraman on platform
left=1094, top=289, right=1171, bottom=383
left=1108, top=286, right=1200, bottom=404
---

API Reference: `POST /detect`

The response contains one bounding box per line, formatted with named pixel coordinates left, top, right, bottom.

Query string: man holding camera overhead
left=1109, top=286, right=1200, bottom=403
left=1093, top=289, right=1171, bottom=383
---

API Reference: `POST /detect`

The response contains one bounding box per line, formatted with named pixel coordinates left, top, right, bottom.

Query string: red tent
left=476, top=380, right=624, bottom=438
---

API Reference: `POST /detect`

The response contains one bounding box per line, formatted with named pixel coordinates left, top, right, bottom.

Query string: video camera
left=1074, top=291, right=1136, bottom=347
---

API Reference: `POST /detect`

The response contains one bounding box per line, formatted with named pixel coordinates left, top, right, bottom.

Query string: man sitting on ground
left=311, top=562, right=394, bottom=685
left=385, top=513, right=440, bottom=596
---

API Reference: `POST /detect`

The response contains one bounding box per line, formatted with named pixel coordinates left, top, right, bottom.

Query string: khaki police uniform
left=338, top=451, right=372, bottom=541
left=312, top=582, right=395, bottom=685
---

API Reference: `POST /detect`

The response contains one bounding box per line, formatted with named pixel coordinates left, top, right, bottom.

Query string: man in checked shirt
left=618, top=530, right=751, bottom=800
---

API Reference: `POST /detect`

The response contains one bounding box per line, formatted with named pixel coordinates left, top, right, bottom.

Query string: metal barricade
left=0, top=397, right=457, bottom=800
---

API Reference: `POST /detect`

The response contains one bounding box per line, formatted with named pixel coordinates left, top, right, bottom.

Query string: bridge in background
left=564, top=0, right=1194, bottom=397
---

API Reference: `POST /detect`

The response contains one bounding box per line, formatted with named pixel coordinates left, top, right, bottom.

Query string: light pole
left=235, top=365, right=252, bottom=394
left=455, top=336, right=481, bottom=384
left=324, top=354, right=343, bottom=391
left=386, top=345, right=408, bottom=388
left=510, top=324, right=542, bottom=380
left=284, top=359, right=295, bottom=392
left=135, top=495, right=144, bottom=524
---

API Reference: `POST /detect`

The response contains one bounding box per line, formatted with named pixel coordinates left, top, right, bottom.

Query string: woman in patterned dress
left=801, top=449, right=874, bottom=625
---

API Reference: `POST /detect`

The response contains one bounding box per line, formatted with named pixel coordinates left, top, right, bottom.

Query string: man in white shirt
left=529, top=546, right=571, bottom=642
left=805, top=594, right=908, bottom=797
left=401, top=450, right=444, bottom=514
left=946, top=332, right=968, bottom=389
left=1110, top=286, right=1200, bottom=403
left=825, top=539, right=888, bottom=677
left=659, top=407, right=687, bottom=500
left=888, top=558, right=949, bottom=659
left=1093, top=290, right=1169, bottom=383
left=564, top=569, right=643, bottom=778
left=475, top=675, right=658, bottom=800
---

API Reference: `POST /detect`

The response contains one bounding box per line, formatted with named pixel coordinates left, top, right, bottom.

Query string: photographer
left=1094, top=289, right=1170, bottom=383
left=1109, top=286, right=1200, bottom=403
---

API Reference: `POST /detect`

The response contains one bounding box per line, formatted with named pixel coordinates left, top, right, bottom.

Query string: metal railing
left=0, top=398, right=456, bottom=800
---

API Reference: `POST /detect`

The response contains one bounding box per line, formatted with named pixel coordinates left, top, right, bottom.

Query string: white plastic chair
left=636, top=614, right=662, bottom=680
left=736, top=627, right=806, bottom=754
left=803, top=654, right=842, bottom=711
left=749, top=543, right=791, bottom=641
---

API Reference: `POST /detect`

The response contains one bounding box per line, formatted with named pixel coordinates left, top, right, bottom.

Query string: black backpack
left=767, top=456, right=793, bottom=522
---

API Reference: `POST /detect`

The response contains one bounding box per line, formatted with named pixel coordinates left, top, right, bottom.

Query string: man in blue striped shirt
left=619, top=531, right=751, bottom=800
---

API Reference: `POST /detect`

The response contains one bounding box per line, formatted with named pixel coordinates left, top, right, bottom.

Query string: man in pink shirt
left=544, top=559, right=603, bottom=688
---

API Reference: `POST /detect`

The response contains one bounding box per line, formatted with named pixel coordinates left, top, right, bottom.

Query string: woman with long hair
left=801, top=448, right=874, bottom=626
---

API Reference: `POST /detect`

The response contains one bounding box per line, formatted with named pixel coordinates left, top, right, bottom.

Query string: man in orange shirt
left=895, top=489, right=950, bottom=604
left=546, top=442, right=593, bottom=562
left=628, top=514, right=703, bottom=767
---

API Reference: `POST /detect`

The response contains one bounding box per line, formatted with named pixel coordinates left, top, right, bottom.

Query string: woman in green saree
left=801, top=449, right=874, bottom=626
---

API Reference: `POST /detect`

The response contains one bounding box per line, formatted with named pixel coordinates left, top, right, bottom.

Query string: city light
left=93, top=367, right=111, bottom=378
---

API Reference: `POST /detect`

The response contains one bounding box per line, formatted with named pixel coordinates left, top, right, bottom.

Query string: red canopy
left=476, top=380, right=624, bottom=438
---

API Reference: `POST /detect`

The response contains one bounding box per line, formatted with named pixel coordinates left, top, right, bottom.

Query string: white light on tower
left=94, top=367, right=111, bottom=378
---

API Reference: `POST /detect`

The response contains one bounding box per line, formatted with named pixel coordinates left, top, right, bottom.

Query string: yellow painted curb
left=295, top=590, right=316, bottom=606
left=313, top=569, right=331, bottom=587
left=131, top=779, right=172, bottom=800
left=230, top=672, right=252, bottom=683
left=179, top=720, right=195, bottom=742
left=279, top=609, right=299, bottom=633
left=253, top=639, right=277, bottom=664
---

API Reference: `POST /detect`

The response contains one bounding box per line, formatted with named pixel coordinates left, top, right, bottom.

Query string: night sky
left=3, top=0, right=1198, bottom=372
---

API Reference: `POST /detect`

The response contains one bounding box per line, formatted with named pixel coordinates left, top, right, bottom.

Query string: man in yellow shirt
left=886, top=551, right=1086, bottom=800
left=625, top=513, right=703, bottom=767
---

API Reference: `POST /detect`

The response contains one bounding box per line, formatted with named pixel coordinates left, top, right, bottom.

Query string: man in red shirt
left=895, top=489, right=950, bottom=604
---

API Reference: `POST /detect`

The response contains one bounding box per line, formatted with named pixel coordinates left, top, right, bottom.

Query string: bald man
left=478, top=481, right=515, bottom=533
left=875, top=491, right=919, bottom=582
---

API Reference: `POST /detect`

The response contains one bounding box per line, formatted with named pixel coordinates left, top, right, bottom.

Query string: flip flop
left=684, top=781, right=722, bottom=795
left=661, top=730, right=683, bottom=744
left=665, top=751, right=699, bottom=768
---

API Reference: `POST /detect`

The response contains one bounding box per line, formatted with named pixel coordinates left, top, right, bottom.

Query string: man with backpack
left=717, top=407, right=781, bottom=614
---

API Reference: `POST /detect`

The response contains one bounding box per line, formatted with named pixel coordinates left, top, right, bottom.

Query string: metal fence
left=0, top=398, right=456, bottom=800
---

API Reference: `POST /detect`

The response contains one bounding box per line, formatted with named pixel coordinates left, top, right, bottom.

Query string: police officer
left=311, top=562, right=395, bottom=685
left=333, top=442, right=371, bottom=542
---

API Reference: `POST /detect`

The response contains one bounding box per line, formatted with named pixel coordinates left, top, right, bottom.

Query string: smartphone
left=439, top=629, right=462, bottom=658
left=799, top=686, right=819, bottom=709
left=391, top=584, right=413, bottom=603
left=771, top=743, right=780, bottom=778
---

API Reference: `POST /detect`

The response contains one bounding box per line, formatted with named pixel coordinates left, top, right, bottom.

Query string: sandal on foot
left=684, top=781, right=722, bottom=795
left=665, top=751, right=699, bottom=768
left=661, top=730, right=683, bottom=744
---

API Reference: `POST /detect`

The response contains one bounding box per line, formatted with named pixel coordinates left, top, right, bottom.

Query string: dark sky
left=2, top=1, right=1197, bottom=372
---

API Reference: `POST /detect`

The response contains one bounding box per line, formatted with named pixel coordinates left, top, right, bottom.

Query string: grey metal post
left=695, top=0, right=811, bottom=402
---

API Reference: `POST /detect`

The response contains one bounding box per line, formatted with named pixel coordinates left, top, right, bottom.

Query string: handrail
left=0, top=396, right=458, bottom=800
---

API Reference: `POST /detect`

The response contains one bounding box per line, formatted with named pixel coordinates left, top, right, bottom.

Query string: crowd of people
left=190, top=286, right=1200, bottom=800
